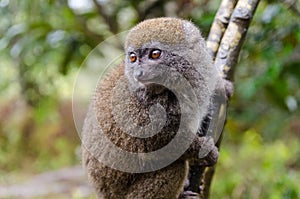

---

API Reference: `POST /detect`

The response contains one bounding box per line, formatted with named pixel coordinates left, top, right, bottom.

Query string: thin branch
left=283, top=0, right=300, bottom=18
left=73, top=13, right=104, bottom=45
left=130, top=0, right=165, bottom=22
left=207, top=0, right=238, bottom=60
left=189, top=0, right=261, bottom=198
left=202, top=164, right=216, bottom=199
left=214, top=0, right=260, bottom=80
left=92, top=0, right=119, bottom=34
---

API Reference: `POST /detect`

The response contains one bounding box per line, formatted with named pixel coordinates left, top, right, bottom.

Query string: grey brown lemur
left=82, top=17, right=231, bottom=199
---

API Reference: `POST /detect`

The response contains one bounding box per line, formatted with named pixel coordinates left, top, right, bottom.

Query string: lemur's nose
left=134, top=69, right=144, bottom=81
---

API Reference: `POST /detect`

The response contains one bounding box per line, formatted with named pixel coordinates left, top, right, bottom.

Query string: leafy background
left=0, top=0, right=299, bottom=198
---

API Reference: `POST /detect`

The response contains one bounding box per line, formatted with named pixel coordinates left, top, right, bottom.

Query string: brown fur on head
left=125, top=18, right=186, bottom=49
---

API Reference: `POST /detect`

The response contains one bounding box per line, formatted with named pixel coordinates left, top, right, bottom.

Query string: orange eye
left=150, top=49, right=161, bottom=59
left=129, top=52, right=137, bottom=63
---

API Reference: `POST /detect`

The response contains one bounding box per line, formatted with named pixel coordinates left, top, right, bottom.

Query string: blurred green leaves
left=231, top=0, right=300, bottom=141
left=0, top=0, right=299, bottom=198
left=212, top=130, right=300, bottom=199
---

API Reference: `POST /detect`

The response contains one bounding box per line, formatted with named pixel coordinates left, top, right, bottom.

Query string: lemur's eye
left=150, top=49, right=161, bottom=59
left=129, top=52, right=137, bottom=63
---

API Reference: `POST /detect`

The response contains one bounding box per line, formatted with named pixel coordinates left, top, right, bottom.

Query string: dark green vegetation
left=0, top=0, right=299, bottom=198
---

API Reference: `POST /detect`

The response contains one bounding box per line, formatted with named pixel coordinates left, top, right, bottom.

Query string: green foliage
left=238, top=2, right=299, bottom=103
left=231, top=0, right=300, bottom=140
left=0, top=99, right=79, bottom=173
left=212, top=130, right=300, bottom=199
left=0, top=0, right=299, bottom=198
